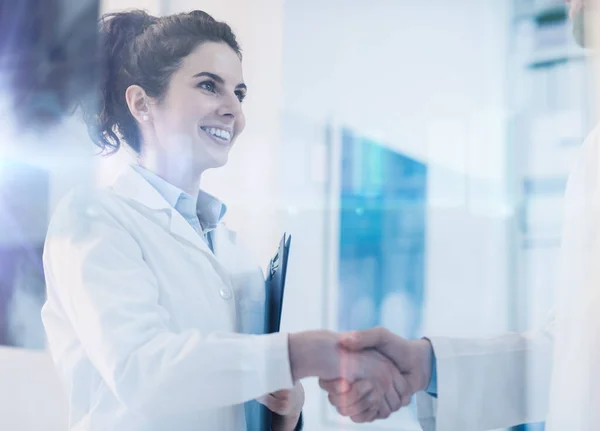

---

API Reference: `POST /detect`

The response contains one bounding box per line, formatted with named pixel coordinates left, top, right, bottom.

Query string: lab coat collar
left=109, top=166, right=242, bottom=292
left=110, top=166, right=216, bottom=256
left=110, top=165, right=173, bottom=211
left=109, top=167, right=245, bottom=315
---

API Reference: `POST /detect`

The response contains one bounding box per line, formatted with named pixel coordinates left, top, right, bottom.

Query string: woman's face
left=148, top=41, right=247, bottom=172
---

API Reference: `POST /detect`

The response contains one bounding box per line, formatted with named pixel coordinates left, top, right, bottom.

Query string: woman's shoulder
left=48, top=184, right=124, bottom=230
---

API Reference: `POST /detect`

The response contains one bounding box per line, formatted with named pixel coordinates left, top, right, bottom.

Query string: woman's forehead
left=179, top=42, right=243, bottom=82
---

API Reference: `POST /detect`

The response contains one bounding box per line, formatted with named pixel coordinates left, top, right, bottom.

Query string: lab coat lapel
left=167, top=214, right=239, bottom=297
left=167, top=211, right=213, bottom=255
left=110, top=166, right=223, bottom=267
left=112, top=167, right=247, bottom=304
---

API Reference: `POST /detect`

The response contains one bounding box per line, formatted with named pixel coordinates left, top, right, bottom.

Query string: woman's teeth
left=202, top=127, right=232, bottom=142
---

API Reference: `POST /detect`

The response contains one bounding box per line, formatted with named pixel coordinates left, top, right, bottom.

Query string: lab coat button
left=219, top=288, right=232, bottom=300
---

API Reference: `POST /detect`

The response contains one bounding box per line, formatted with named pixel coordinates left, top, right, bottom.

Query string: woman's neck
left=137, top=149, right=202, bottom=196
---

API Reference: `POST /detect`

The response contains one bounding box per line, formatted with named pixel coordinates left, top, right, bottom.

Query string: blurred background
left=0, top=0, right=590, bottom=430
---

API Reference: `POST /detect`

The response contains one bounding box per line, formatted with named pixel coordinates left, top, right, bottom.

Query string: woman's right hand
left=288, top=331, right=406, bottom=422
left=332, top=349, right=408, bottom=422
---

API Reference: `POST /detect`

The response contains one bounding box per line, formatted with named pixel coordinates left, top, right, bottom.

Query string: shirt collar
left=196, top=189, right=227, bottom=230
left=130, top=164, right=227, bottom=229
left=131, top=164, right=185, bottom=209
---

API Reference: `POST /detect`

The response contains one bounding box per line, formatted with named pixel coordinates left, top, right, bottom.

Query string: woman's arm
left=43, top=192, right=405, bottom=420
left=43, top=196, right=296, bottom=417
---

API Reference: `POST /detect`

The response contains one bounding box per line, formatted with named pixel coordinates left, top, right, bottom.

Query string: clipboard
left=254, top=233, right=294, bottom=431
left=265, top=233, right=291, bottom=333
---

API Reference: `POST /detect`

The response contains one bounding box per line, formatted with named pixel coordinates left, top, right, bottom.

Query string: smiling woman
left=82, top=10, right=248, bottom=194
left=40, top=9, right=306, bottom=431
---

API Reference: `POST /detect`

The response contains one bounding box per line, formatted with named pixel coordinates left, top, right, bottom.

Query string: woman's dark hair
left=84, top=9, right=241, bottom=154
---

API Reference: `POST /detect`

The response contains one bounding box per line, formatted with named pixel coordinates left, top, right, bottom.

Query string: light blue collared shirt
left=427, top=352, right=437, bottom=395
left=131, top=165, right=226, bottom=251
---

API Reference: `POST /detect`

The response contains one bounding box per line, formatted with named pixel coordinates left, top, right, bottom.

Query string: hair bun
left=99, top=10, right=159, bottom=80
left=188, top=10, right=218, bottom=22
left=100, top=10, right=158, bottom=45
left=83, top=11, right=158, bottom=153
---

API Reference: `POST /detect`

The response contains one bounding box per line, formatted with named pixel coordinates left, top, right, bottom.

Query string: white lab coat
left=41, top=166, right=294, bottom=431
left=415, top=126, right=600, bottom=431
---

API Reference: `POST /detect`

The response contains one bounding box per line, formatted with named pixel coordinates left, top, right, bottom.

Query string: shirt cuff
left=425, top=341, right=438, bottom=396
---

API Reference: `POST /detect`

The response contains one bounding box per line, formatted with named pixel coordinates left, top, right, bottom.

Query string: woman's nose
left=217, top=93, right=242, bottom=118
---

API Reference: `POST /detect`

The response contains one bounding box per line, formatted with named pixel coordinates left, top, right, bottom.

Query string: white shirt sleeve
left=42, top=197, right=294, bottom=418
left=416, top=314, right=555, bottom=431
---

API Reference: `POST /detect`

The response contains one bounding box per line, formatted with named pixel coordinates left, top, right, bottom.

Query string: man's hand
left=318, top=348, right=411, bottom=423
left=287, top=330, right=410, bottom=422
left=341, top=327, right=434, bottom=395
left=319, top=327, right=434, bottom=422
left=258, top=382, right=305, bottom=431
left=336, top=348, right=411, bottom=422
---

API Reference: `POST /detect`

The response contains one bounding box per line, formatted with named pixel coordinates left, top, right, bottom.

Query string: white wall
left=280, top=1, right=512, bottom=429
left=282, top=0, right=513, bottom=335
left=0, top=347, right=68, bottom=431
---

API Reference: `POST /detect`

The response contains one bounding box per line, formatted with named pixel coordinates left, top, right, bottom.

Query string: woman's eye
left=197, top=81, right=215, bottom=92
left=236, top=91, right=246, bottom=103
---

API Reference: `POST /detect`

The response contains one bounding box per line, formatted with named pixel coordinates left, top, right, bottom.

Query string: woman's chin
left=211, top=156, right=229, bottom=169
left=192, top=138, right=233, bottom=170
left=195, top=152, right=230, bottom=171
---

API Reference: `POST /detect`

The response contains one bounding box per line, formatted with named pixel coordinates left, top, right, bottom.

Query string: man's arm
left=322, top=321, right=554, bottom=430
left=417, top=328, right=553, bottom=431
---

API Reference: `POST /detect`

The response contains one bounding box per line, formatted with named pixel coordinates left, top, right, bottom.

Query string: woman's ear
left=125, top=84, right=152, bottom=123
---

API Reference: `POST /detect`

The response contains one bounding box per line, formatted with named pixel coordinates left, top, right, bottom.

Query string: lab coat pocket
left=151, top=255, right=219, bottom=331
left=228, top=266, right=266, bottom=335
left=236, top=298, right=266, bottom=335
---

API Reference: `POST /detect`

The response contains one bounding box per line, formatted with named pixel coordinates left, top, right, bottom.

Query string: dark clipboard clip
left=269, top=250, right=280, bottom=277
left=264, top=233, right=291, bottom=334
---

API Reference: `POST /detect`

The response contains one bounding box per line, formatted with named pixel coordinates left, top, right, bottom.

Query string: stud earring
left=142, top=115, right=149, bottom=122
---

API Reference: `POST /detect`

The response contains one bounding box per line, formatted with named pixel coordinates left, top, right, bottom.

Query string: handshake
left=288, top=327, right=434, bottom=423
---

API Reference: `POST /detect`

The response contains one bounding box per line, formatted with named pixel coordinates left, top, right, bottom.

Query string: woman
left=41, top=9, right=405, bottom=431
left=40, top=10, right=305, bottom=431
